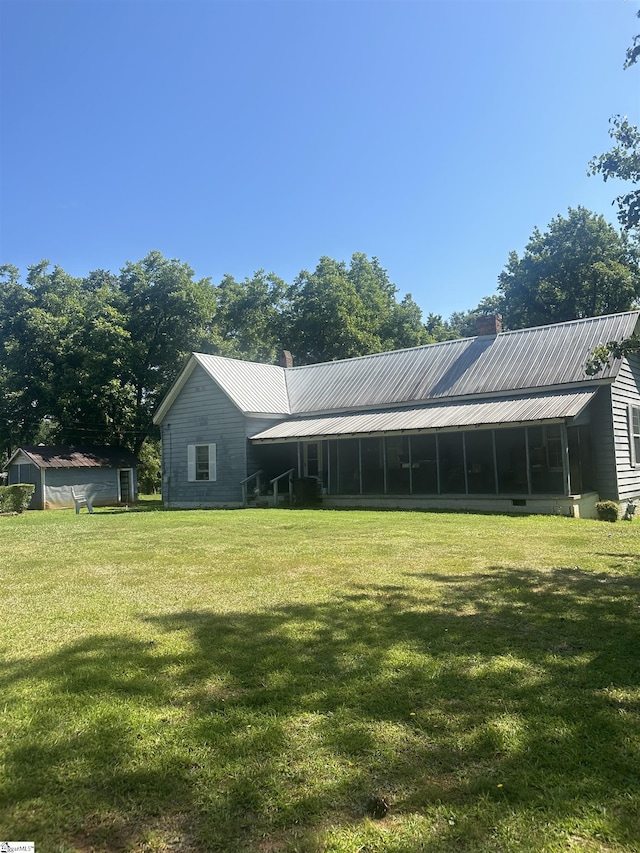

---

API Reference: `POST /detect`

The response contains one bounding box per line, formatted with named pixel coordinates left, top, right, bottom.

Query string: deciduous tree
left=497, top=207, right=640, bottom=330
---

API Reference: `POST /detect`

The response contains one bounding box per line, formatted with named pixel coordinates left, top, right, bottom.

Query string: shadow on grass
left=1, top=567, right=640, bottom=851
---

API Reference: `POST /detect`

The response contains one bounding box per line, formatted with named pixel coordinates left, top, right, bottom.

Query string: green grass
left=1, top=507, right=639, bottom=852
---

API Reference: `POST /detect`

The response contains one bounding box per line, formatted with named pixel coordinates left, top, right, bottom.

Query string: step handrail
left=270, top=468, right=295, bottom=507
left=241, top=470, right=263, bottom=506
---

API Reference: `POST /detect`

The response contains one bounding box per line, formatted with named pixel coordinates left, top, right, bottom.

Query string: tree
left=0, top=249, right=431, bottom=455
left=214, top=270, right=288, bottom=362
left=589, top=9, right=639, bottom=232
left=137, top=437, right=162, bottom=493
left=589, top=116, right=640, bottom=232
left=119, top=251, right=217, bottom=451
left=496, top=207, right=640, bottom=330
left=0, top=252, right=218, bottom=456
left=284, top=254, right=429, bottom=364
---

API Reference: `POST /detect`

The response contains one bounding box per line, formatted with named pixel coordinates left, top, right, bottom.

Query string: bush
left=293, top=477, right=322, bottom=507
left=596, top=500, right=619, bottom=522
left=0, top=483, right=35, bottom=513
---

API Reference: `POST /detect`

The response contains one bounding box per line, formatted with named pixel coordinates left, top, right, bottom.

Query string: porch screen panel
left=438, top=433, right=465, bottom=494
left=465, top=431, right=496, bottom=494
left=495, top=428, right=528, bottom=494
left=385, top=436, right=410, bottom=494
left=337, top=438, right=360, bottom=494
left=528, top=425, right=564, bottom=494
left=410, top=434, right=438, bottom=494
left=361, top=437, right=384, bottom=494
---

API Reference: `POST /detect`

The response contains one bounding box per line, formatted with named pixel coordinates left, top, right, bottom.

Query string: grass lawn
left=1, top=506, right=639, bottom=853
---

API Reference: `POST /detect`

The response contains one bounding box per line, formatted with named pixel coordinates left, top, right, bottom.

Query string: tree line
left=2, top=207, right=639, bottom=463
left=0, top=252, right=434, bottom=459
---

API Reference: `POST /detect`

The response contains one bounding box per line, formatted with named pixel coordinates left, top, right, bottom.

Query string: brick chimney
left=476, top=314, right=502, bottom=336
left=279, top=350, right=293, bottom=368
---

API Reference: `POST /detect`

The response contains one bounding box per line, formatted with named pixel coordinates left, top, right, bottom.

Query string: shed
left=3, top=445, right=138, bottom=510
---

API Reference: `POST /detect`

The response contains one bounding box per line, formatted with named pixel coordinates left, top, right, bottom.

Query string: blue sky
left=1, top=0, right=638, bottom=319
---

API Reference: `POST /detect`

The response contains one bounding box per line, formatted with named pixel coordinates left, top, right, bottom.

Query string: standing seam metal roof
left=154, top=311, right=640, bottom=422
left=284, top=311, right=639, bottom=413
left=193, top=352, right=290, bottom=413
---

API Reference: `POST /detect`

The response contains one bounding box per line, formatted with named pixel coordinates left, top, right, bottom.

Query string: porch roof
left=249, top=388, right=598, bottom=443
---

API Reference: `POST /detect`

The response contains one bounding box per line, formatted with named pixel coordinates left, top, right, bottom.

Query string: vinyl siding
left=611, top=356, right=640, bottom=501
left=160, top=363, right=248, bottom=507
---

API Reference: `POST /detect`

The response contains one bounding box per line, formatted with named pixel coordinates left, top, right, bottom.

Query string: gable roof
left=153, top=311, right=640, bottom=425
left=4, top=445, right=138, bottom=470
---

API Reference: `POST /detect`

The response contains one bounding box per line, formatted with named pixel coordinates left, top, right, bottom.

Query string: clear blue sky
left=1, top=0, right=638, bottom=319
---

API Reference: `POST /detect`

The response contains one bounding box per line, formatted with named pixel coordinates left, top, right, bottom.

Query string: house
left=3, top=445, right=138, bottom=510
left=152, top=311, right=640, bottom=518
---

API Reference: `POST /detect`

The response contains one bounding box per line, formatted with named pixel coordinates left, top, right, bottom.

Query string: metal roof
left=193, top=353, right=290, bottom=414
left=5, top=445, right=138, bottom=469
left=250, top=388, right=598, bottom=442
left=284, top=311, right=639, bottom=413
left=153, top=311, right=640, bottom=423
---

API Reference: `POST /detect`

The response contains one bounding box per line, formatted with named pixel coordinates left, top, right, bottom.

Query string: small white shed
left=3, top=445, right=138, bottom=510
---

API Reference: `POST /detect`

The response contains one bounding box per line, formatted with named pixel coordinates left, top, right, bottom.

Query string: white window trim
left=629, top=405, right=640, bottom=467
left=187, top=443, right=217, bottom=482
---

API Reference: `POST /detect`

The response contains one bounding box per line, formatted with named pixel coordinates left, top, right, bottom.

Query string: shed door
left=119, top=469, right=133, bottom=504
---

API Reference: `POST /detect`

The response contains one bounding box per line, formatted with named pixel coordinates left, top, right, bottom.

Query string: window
left=629, top=405, right=640, bottom=467
left=188, top=443, right=217, bottom=482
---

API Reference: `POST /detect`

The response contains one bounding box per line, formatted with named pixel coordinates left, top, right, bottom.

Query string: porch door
left=303, top=442, right=321, bottom=478
left=119, top=468, right=133, bottom=504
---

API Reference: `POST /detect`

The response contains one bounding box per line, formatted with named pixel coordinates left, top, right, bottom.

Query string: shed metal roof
left=5, top=445, right=138, bottom=470
left=250, top=388, right=598, bottom=442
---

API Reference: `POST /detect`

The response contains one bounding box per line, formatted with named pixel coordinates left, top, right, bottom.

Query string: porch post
left=382, top=437, right=388, bottom=495
left=525, top=427, right=532, bottom=495
left=561, top=423, right=571, bottom=496
left=462, top=433, right=469, bottom=495
left=408, top=435, right=413, bottom=494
